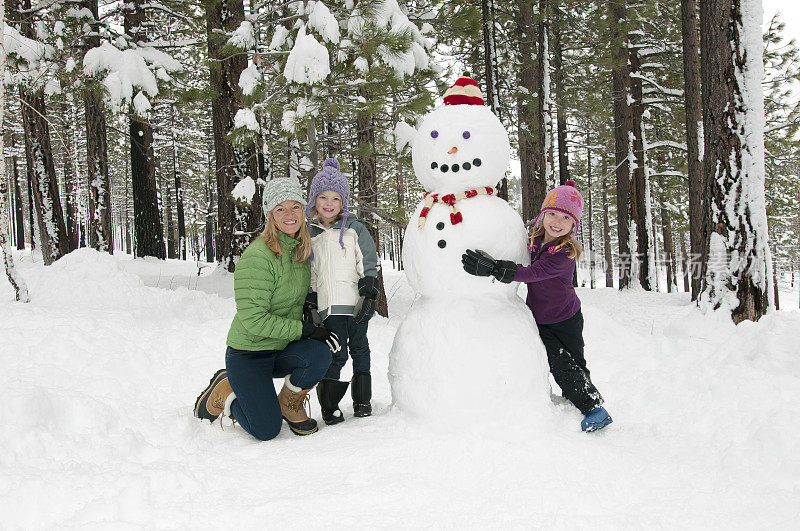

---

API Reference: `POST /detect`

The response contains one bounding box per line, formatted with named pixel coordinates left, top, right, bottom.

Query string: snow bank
left=1, top=250, right=798, bottom=527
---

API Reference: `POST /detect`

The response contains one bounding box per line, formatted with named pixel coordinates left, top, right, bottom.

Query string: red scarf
left=418, top=187, right=495, bottom=229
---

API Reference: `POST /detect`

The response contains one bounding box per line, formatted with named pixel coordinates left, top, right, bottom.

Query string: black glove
left=302, top=291, right=318, bottom=323
left=461, top=249, right=518, bottom=284
left=358, top=276, right=379, bottom=298
left=301, top=321, right=341, bottom=352
left=353, top=277, right=379, bottom=324
left=353, top=296, right=376, bottom=324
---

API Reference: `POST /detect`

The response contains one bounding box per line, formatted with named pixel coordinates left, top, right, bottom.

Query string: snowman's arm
left=513, top=251, right=574, bottom=283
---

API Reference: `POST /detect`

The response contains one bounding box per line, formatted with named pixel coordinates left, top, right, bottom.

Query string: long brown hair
left=531, top=226, right=582, bottom=260
left=261, top=209, right=312, bottom=263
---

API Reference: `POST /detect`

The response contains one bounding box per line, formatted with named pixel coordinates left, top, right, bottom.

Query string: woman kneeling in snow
left=193, top=177, right=342, bottom=440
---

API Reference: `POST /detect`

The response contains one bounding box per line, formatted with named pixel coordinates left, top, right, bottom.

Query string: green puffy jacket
left=226, top=232, right=310, bottom=351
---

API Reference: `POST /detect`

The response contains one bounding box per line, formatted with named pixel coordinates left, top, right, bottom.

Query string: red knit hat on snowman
left=533, top=180, right=584, bottom=238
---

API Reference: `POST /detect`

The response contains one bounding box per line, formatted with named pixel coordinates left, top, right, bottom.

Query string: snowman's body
left=388, top=99, right=551, bottom=420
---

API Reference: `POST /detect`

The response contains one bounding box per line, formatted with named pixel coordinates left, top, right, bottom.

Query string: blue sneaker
left=581, top=406, right=612, bottom=432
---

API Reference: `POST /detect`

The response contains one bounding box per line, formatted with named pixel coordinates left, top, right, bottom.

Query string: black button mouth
left=431, top=159, right=479, bottom=173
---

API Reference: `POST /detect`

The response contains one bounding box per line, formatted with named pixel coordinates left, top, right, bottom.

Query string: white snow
left=283, top=27, right=330, bottom=85
left=230, top=177, right=256, bottom=204
left=308, top=1, right=340, bottom=44
left=233, top=108, right=259, bottom=132
left=83, top=42, right=181, bottom=112
left=1, top=248, right=798, bottom=527
left=392, top=120, right=416, bottom=152
left=238, top=62, right=261, bottom=96
left=227, top=20, right=255, bottom=50
left=132, top=91, right=151, bottom=115
left=269, top=26, right=290, bottom=50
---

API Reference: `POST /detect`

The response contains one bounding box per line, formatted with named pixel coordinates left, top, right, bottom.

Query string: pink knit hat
left=533, top=180, right=584, bottom=237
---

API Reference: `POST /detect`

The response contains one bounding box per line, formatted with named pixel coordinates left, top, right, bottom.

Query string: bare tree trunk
left=60, top=102, right=79, bottom=250
left=610, top=0, right=634, bottom=289
left=681, top=0, right=704, bottom=300
left=84, top=0, right=113, bottom=253
left=552, top=2, right=569, bottom=185
left=10, top=134, right=25, bottom=250
left=587, top=145, right=595, bottom=288
left=657, top=182, right=676, bottom=293
left=602, top=175, right=614, bottom=288
left=680, top=233, right=690, bottom=292
left=170, top=106, right=186, bottom=260
left=481, top=0, right=508, bottom=200
left=356, top=88, right=388, bottom=318
left=699, top=0, right=771, bottom=323
left=629, top=43, right=652, bottom=290
left=516, top=0, right=547, bottom=223
left=1, top=8, right=30, bottom=301
left=206, top=0, right=261, bottom=271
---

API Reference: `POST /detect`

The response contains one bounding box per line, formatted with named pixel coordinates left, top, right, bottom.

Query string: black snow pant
left=536, top=310, right=603, bottom=415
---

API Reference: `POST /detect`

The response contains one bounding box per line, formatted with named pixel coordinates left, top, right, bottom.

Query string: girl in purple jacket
left=462, top=180, right=612, bottom=432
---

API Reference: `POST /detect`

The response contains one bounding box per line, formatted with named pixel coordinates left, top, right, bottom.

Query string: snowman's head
left=412, top=80, right=510, bottom=194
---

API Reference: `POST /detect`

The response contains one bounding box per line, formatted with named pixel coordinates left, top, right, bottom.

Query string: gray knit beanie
left=261, top=176, right=307, bottom=217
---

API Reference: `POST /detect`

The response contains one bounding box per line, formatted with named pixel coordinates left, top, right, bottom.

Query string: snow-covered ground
left=1, top=248, right=799, bottom=529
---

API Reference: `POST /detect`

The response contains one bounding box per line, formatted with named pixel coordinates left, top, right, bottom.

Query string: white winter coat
left=309, top=217, right=378, bottom=319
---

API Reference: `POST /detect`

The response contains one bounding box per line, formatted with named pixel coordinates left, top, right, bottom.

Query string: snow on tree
left=699, top=0, right=772, bottom=323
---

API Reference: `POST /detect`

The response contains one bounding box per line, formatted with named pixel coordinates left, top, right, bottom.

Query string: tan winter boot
left=277, top=380, right=318, bottom=436
left=194, top=369, right=233, bottom=423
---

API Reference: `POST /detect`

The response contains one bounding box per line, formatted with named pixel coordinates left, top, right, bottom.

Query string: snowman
left=388, top=77, right=551, bottom=421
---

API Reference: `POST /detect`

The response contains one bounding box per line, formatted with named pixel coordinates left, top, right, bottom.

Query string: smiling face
left=412, top=105, right=510, bottom=193
left=314, top=191, right=343, bottom=227
left=541, top=211, right=574, bottom=242
left=272, top=200, right=304, bottom=236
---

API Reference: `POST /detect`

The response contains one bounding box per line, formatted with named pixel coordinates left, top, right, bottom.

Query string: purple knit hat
left=533, top=180, right=584, bottom=237
left=306, top=158, right=350, bottom=248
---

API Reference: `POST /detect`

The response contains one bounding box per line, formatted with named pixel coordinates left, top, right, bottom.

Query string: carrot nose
left=448, top=146, right=458, bottom=154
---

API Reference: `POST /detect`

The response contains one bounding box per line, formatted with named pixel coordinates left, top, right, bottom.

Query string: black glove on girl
left=353, top=276, right=379, bottom=324
left=301, top=321, right=342, bottom=352
left=461, top=249, right=518, bottom=284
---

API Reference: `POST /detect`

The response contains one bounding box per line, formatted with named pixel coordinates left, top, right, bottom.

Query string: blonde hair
left=261, top=210, right=312, bottom=263
left=531, top=226, right=582, bottom=260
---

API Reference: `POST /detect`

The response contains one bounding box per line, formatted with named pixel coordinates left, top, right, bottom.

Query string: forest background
left=2, top=0, right=798, bottom=323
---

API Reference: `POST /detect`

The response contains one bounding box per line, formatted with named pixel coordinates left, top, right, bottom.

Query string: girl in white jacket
left=305, top=158, right=379, bottom=424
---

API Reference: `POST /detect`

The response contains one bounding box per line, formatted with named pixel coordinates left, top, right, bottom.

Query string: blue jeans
left=322, top=315, right=370, bottom=380
left=225, top=339, right=332, bottom=441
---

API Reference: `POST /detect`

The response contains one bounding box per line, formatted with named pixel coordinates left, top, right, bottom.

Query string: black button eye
left=430, top=130, right=439, bottom=138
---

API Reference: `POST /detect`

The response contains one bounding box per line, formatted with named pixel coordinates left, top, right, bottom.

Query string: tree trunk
left=587, top=145, right=595, bottom=288
left=699, top=0, right=771, bottom=323
left=1, top=6, right=30, bottom=301
left=206, top=0, right=261, bottom=271
left=552, top=3, right=569, bottom=185
left=60, top=102, right=79, bottom=251
left=84, top=0, right=113, bottom=253
left=680, top=233, right=690, bottom=292
left=356, top=87, right=388, bottom=318
left=516, top=0, right=547, bottom=223
left=629, top=43, right=652, bottom=290
left=166, top=182, right=176, bottom=258
left=602, top=176, right=614, bottom=288
left=657, top=182, right=676, bottom=293
left=681, top=0, right=704, bottom=300
left=125, top=0, right=165, bottom=259
left=481, top=0, right=508, bottom=200
left=10, top=134, right=25, bottom=250
left=609, top=0, right=634, bottom=289
left=171, top=106, right=186, bottom=260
